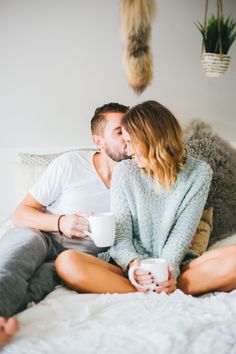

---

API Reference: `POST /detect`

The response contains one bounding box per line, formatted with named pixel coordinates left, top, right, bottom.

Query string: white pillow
left=19, top=148, right=96, bottom=167
left=0, top=216, right=14, bottom=240
left=11, top=148, right=97, bottom=203
left=11, top=162, right=46, bottom=204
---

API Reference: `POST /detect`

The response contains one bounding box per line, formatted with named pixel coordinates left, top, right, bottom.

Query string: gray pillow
left=185, top=119, right=236, bottom=246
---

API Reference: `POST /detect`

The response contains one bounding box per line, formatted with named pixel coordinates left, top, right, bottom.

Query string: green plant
left=196, top=15, right=236, bottom=54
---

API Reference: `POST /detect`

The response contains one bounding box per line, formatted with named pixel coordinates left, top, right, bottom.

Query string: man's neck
left=93, top=152, right=116, bottom=189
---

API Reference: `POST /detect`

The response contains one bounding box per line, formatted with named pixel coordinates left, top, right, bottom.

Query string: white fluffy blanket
left=2, top=288, right=236, bottom=354
left=1, top=218, right=236, bottom=354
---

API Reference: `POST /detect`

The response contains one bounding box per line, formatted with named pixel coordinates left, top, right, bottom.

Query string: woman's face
left=121, top=127, right=146, bottom=168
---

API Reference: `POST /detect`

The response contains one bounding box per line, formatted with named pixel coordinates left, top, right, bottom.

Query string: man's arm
left=13, top=193, right=59, bottom=232
left=12, top=193, right=89, bottom=238
left=12, top=154, right=91, bottom=238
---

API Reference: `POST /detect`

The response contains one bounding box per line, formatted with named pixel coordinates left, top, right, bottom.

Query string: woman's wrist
left=129, top=259, right=139, bottom=269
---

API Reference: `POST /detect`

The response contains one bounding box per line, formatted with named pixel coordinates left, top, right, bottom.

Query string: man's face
left=102, top=112, right=129, bottom=162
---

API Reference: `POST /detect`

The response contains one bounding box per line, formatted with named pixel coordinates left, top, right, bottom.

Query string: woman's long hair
left=122, top=100, right=186, bottom=190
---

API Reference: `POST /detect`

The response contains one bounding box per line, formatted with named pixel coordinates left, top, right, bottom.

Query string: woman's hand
left=129, top=260, right=153, bottom=292
left=129, top=261, right=177, bottom=294
left=153, top=266, right=177, bottom=294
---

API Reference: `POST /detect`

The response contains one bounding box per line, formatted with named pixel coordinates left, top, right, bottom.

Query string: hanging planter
left=196, top=0, right=236, bottom=77
left=201, top=52, right=230, bottom=77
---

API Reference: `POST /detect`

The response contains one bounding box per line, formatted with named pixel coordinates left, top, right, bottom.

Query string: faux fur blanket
left=185, top=119, right=236, bottom=245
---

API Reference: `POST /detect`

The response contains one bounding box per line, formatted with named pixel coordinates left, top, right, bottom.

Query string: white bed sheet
left=1, top=219, right=236, bottom=354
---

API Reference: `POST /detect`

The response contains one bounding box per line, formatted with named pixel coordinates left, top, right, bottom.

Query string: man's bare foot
left=0, top=317, right=19, bottom=345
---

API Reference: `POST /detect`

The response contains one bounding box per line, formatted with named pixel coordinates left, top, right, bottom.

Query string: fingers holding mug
left=74, top=212, right=92, bottom=231
left=71, top=213, right=92, bottom=238
left=58, top=214, right=87, bottom=238
left=128, top=261, right=150, bottom=291
left=128, top=258, right=169, bottom=292
left=154, top=265, right=177, bottom=294
left=134, top=268, right=153, bottom=286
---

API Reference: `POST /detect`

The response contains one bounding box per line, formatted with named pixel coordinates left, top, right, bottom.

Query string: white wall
left=0, top=0, right=235, bottom=216
left=0, top=0, right=235, bottom=148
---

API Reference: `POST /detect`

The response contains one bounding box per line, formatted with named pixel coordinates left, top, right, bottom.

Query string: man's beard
left=104, top=144, right=130, bottom=162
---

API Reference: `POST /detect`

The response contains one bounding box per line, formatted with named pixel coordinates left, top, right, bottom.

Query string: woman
left=55, top=100, right=214, bottom=295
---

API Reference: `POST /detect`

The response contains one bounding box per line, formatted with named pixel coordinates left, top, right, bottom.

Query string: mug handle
left=128, top=265, right=147, bottom=289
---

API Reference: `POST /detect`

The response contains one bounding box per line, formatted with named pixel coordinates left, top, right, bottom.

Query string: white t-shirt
left=30, top=151, right=110, bottom=254
left=30, top=150, right=110, bottom=214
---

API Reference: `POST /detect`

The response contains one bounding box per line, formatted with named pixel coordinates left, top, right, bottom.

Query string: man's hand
left=59, top=213, right=91, bottom=238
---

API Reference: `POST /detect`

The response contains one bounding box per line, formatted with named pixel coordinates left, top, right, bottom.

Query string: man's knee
left=1, top=227, right=46, bottom=249
left=0, top=227, right=48, bottom=270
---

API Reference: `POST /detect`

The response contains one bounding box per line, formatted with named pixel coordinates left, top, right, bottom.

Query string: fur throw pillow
left=184, top=119, right=236, bottom=246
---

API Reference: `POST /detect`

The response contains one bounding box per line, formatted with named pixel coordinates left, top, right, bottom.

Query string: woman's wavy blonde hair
left=122, top=100, right=186, bottom=190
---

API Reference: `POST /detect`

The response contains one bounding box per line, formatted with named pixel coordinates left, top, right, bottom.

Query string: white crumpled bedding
left=1, top=218, right=236, bottom=354
left=3, top=288, right=236, bottom=354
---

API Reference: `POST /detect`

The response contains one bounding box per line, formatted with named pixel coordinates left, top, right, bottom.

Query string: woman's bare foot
left=0, top=317, right=19, bottom=345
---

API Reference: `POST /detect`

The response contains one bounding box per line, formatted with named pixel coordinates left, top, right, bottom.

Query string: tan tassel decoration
left=121, top=0, right=155, bottom=94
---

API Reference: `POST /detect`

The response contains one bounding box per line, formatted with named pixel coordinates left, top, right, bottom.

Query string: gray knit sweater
left=99, top=156, right=213, bottom=278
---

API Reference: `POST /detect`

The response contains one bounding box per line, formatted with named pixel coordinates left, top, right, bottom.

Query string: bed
left=0, top=145, right=236, bottom=354
left=1, top=217, right=236, bottom=354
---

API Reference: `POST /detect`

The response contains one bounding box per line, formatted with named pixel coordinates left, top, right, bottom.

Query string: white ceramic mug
left=128, top=258, right=168, bottom=290
left=83, top=212, right=115, bottom=247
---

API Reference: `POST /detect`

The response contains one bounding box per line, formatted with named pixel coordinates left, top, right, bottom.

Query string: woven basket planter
left=201, top=53, right=231, bottom=77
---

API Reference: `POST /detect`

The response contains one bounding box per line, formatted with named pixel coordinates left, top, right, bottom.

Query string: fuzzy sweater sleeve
left=108, top=163, right=149, bottom=271
left=160, top=163, right=213, bottom=278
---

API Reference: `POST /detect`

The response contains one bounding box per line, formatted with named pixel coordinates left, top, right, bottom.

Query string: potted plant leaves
left=196, top=11, right=236, bottom=77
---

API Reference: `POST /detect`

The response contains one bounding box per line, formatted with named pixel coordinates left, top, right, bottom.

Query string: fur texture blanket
left=185, top=119, right=236, bottom=245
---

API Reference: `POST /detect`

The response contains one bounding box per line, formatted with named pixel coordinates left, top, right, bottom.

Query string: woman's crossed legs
left=178, top=244, right=236, bottom=295
left=55, top=250, right=136, bottom=293
left=55, top=245, right=236, bottom=296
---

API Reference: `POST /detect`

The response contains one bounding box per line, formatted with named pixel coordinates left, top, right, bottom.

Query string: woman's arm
left=109, top=163, right=149, bottom=271
left=160, top=164, right=213, bottom=278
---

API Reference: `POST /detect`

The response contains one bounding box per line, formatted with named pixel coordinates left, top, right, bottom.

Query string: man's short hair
left=91, top=102, right=129, bottom=136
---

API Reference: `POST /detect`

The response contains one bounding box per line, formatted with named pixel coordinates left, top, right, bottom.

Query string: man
left=0, top=102, right=129, bottom=344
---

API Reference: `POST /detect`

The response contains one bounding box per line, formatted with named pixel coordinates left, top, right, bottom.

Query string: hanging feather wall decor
left=121, top=0, right=155, bottom=94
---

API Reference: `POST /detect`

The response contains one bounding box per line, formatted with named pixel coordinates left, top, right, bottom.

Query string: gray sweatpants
left=0, top=227, right=66, bottom=317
